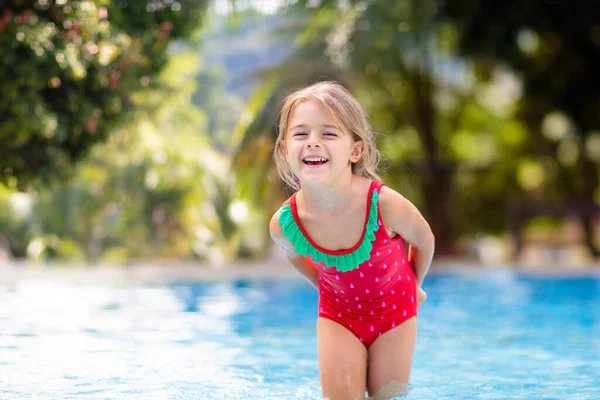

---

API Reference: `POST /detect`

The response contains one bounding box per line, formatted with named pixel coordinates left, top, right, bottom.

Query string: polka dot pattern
left=314, top=181, right=418, bottom=348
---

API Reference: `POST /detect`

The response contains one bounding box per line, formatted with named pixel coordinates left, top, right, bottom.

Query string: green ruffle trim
left=279, top=190, right=380, bottom=272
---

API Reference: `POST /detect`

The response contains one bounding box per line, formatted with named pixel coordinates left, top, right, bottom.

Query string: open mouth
left=302, top=157, right=329, bottom=166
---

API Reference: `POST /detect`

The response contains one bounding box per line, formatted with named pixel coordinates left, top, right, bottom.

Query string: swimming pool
left=1, top=269, right=598, bottom=399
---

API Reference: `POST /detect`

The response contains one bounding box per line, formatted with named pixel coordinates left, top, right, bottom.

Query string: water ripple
left=0, top=274, right=598, bottom=399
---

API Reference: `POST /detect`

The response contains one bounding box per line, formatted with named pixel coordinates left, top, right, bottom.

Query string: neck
left=298, top=173, right=360, bottom=215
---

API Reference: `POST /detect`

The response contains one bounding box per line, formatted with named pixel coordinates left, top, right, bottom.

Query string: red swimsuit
left=286, top=181, right=417, bottom=348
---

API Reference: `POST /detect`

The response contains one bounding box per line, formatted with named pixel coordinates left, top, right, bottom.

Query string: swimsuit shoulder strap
left=372, top=180, right=386, bottom=193
left=278, top=181, right=382, bottom=272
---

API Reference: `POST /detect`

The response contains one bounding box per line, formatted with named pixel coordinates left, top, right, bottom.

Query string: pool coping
left=1, top=258, right=599, bottom=286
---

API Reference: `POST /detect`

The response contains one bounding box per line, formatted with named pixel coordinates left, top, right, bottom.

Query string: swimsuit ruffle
left=278, top=190, right=380, bottom=272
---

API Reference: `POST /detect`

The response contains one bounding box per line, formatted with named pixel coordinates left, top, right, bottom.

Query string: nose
left=306, top=132, right=321, bottom=148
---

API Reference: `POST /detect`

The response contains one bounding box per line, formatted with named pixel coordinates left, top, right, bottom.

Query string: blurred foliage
left=233, top=0, right=599, bottom=256
left=0, top=0, right=209, bottom=189
left=232, top=0, right=520, bottom=254
left=193, top=66, right=245, bottom=151
left=1, top=1, right=598, bottom=262
left=0, top=43, right=266, bottom=263
left=440, top=0, right=600, bottom=201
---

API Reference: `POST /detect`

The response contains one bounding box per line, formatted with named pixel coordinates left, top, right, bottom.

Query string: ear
left=350, top=140, right=365, bottom=163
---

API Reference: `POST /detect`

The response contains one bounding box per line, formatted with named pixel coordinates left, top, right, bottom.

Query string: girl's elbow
left=426, top=230, right=435, bottom=252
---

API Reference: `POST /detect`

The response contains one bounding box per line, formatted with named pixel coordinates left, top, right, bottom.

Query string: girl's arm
left=378, top=186, right=435, bottom=288
left=270, top=210, right=320, bottom=289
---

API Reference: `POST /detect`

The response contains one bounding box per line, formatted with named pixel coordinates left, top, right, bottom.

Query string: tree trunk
left=579, top=152, right=599, bottom=258
left=408, top=0, right=458, bottom=256
left=421, top=161, right=456, bottom=255
left=413, top=70, right=457, bottom=255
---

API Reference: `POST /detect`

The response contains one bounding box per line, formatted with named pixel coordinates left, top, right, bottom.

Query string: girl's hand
left=417, top=287, right=427, bottom=307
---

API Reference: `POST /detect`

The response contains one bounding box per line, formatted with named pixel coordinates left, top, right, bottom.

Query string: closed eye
left=293, top=132, right=308, bottom=137
left=323, top=132, right=338, bottom=137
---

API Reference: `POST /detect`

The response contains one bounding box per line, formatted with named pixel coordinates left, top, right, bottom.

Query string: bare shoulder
left=269, top=208, right=295, bottom=255
left=377, top=184, right=434, bottom=246
left=378, top=185, right=415, bottom=214
left=269, top=209, right=284, bottom=240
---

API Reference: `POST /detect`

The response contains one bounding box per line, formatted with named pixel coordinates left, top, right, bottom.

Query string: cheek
left=283, top=145, right=299, bottom=164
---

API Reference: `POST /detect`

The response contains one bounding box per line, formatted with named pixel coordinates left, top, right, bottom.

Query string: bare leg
left=367, top=317, right=417, bottom=399
left=317, top=317, right=368, bottom=400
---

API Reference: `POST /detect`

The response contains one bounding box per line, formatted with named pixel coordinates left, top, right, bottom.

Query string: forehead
left=288, top=99, right=341, bottom=129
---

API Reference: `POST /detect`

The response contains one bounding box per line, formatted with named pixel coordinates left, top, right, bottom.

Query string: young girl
left=269, top=82, right=435, bottom=400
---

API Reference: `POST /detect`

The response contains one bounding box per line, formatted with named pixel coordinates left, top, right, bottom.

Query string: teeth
left=304, top=157, right=327, bottom=162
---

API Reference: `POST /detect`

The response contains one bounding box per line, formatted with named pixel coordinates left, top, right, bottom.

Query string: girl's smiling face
left=284, top=99, right=364, bottom=187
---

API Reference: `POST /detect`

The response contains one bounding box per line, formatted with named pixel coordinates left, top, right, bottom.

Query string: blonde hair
left=273, top=81, right=381, bottom=191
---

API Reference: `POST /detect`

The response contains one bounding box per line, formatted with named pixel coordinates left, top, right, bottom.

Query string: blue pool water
left=0, top=270, right=599, bottom=399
